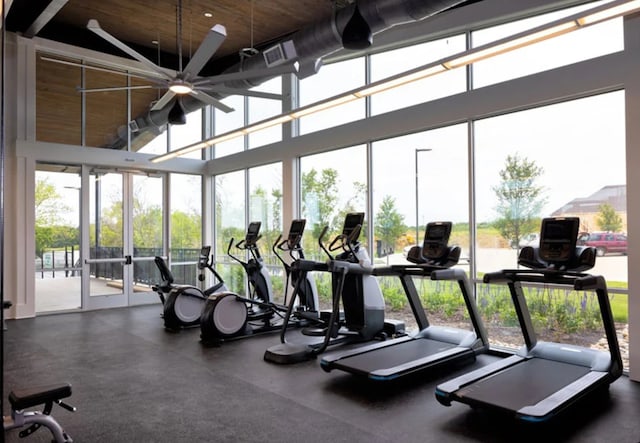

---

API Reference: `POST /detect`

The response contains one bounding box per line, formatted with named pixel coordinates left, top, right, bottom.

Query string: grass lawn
left=608, top=280, right=628, bottom=323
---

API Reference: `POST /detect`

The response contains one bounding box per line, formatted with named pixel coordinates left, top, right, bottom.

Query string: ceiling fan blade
left=189, top=90, right=234, bottom=113
left=183, top=24, right=227, bottom=80
left=87, top=19, right=173, bottom=81
left=77, top=85, right=157, bottom=93
left=151, top=91, right=177, bottom=111
left=197, top=85, right=282, bottom=100
left=192, top=62, right=299, bottom=87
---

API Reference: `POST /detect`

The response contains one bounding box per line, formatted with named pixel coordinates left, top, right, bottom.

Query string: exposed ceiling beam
left=24, top=0, right=68, bottom=38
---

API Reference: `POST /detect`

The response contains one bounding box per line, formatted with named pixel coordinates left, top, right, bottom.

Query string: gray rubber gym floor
left=3, top=305, right=640, bottom=442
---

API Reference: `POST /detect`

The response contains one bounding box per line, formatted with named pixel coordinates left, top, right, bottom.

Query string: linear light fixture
left=150, top=0, right=640, bottom=163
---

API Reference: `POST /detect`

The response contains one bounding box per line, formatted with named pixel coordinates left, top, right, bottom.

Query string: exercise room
left=2, top=0, right=640, bottom=441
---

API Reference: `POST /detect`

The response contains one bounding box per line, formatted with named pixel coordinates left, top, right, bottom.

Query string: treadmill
left=320, top=221, right=489, bottom=381
left=435, top=217, right=623, bottom=423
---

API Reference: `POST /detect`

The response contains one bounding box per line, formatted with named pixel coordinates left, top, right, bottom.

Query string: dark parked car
left=578, top=232, right=627, bottom=256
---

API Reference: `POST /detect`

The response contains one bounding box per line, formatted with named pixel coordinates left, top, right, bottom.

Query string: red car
left=578, top=232, right=627, bottom=256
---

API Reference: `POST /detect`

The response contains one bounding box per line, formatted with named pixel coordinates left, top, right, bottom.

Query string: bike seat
left=9, top=383, right=72, bottom=410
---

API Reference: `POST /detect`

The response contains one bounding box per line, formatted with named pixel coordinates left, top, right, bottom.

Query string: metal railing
left=35, top=247, right=204, bottom=287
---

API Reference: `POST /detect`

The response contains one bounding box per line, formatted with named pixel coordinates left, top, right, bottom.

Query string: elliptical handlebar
left=318, top=225, right=332, bottom=260
left=318, top=223, right=363, bottom=262
left=327, top=233, right=347, bottom=252
left=227, top=238, right=244, bottom=266
left=272, top=234, right=288, bottom=270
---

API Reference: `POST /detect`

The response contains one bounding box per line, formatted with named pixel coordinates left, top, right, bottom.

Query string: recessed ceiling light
left=203, top=12, right=213, bottom=18
left=151, top=40, right=159, bottom=45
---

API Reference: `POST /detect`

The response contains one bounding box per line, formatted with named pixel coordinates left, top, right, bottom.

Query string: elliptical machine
left=153, top=246, right=227, bottom=331
left=199, top=220, right=319, bottom=345
left=264, top=212, right=394, bottom=364
left=272, top=219, right=320, bottom=315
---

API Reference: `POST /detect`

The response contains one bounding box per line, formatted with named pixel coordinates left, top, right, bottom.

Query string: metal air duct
left=118, top=0, right=468, bottom=150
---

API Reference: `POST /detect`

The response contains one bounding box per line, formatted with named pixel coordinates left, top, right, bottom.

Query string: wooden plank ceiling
left=7, top=0, right=337, bottom=149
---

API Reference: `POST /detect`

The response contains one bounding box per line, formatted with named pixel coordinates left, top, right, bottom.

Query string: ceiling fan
left=77, top=0, right=298, bottom=121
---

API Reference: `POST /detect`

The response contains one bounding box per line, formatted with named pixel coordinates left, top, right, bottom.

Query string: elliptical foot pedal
left=264, top=343, right=315, bottom=364
left=301, top=326, right=328, bottom=336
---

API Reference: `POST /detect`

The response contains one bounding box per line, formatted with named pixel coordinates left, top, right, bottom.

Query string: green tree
left=96, top=201, right=123, bottom=247
left=375, top=195, right=406, bottom=255
left=35, top=178, right=72, bottom=257
left=596, top=203, right=623, bottom=232
left=132, top=204, right=162, bottom=248
left=271, top=189, right=282, bottom=232
left=35, top=178, right=69, bottom=226
left=492, top=153, right=546, bottom=248
left=301, top=168, right=339, bottom=238
left=171, top=211, right=201, bottom=249
left=333, top=180, right=367, bottom=236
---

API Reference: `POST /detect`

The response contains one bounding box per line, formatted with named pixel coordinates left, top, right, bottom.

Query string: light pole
left=415, top=148, right=432, bottom=245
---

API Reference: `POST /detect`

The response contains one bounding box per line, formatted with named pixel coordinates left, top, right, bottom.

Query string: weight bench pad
left=9, top=383, right=72, bottom=410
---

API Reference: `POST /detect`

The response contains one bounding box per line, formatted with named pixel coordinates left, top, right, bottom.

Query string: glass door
left=83, top=170, right=165, bottom=309
left=84, top=170, right=128, bottom=309
left=130, top=173, right=164, bottom=305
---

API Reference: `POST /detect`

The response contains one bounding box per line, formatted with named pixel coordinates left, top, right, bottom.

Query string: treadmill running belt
left=457, top=357, right=591, bottom=412
left=333, top=338, right=456, bottom=374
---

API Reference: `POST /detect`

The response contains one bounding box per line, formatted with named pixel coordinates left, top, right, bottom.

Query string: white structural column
left=624, top=12, right=640, bottom=382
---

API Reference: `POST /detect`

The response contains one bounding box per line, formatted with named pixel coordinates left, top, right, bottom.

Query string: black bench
left=9, top=383, right=72, bottom=411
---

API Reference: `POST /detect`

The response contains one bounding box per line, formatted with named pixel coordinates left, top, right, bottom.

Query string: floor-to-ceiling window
left=299, top=145, right=367, bottom=308
left=248, top=162, right=284, bottom=299
left=215, top=170, right=247, bottom=294
left=371, top=125, right=469, bottom=330
left=474, top=91, right=627, bottom=367
left=169, top=173, right=202, bottom=285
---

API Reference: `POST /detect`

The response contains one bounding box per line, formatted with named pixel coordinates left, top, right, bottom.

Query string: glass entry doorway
left=34, top=164, right=165, bottom=313
left=83, top=170, right=164, bottom=310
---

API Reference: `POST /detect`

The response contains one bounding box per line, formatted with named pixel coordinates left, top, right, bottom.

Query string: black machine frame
left=320, top=221, right=489, bottom=380
left=435, top=217, right=623, bottom=422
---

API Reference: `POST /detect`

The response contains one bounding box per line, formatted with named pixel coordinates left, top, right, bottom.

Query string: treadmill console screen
left=538, top=217, right=579, bottom=264
left=422, top=222, right=452, bottom=259
left=245, top=221, right=262, bottom=247
left=287, top=219, right=306, bottom=248
left=198, top=246, right=211, bottom=268
left=342, top=212, right=365, bottom=243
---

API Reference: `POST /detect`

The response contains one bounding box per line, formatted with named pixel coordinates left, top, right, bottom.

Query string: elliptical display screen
left=538, top=217, right=579, bottom=264
left=342, top=212, right=365, bottom=242
left=245, top=221, right=262, bottom=246
left=422, top=222, right=452, bottom=259
left=287, top=219, right=306, bottom=248
left=198, top=246, right=211, bottom=267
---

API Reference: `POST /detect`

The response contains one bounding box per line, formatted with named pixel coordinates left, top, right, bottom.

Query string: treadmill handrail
left=483, top=269, right=606, bottom=290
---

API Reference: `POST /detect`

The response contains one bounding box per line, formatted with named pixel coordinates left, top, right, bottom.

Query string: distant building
left=551, top=185, right=626, bottom=233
